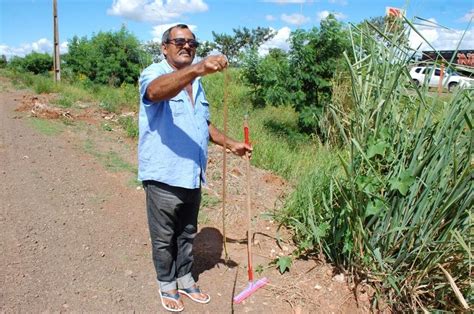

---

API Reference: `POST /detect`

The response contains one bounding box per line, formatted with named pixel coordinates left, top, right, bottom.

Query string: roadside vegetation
left=0, top=14, right=470, bottom=312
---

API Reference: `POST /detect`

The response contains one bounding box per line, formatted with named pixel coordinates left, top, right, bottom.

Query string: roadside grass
left=29, top=117, right=64, bottom=136
left=203, top=71, right=322, bottom=185
left=118, top=116, right=139, bottom=138
left=201, top=190, right=221, bottom=209
left=1, top=69, right=138, bottom=113
left=127, top=177, right=142, bottom=189
left=83, top=138, right=136, bottom=173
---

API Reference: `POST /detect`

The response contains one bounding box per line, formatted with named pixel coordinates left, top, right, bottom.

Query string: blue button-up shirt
left=138, top=60, right=210, bottom=189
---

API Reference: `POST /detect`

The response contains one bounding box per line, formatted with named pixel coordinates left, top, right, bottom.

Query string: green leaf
left=367, top=140, right=388, bottom=158
left=315, top=222, right=329, bottom=238
left=373, top=247, right=384, bottom=269
left=276, top=256, right=292, bottom=274
left=389, top=170, right=415, bottom=196
left=366, top=199, right=384, bottom=217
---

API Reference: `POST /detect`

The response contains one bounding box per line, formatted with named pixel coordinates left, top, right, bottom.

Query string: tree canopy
left=63, top=26, right=148, bottom=86
left=212, top=26, right=275, bottom=65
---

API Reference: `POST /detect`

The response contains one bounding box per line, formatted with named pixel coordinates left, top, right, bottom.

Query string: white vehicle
left=409, top=66, right=474, bottom=92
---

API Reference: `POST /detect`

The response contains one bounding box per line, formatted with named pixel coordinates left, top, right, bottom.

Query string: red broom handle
left=244, top=125, right=249, bottom=145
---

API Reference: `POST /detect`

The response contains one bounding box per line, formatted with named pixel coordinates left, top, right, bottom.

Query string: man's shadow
left=192, top=227, right=238, bottom=281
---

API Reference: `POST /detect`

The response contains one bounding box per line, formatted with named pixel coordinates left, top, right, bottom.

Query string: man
left=138, top=24, right=251, bottom=312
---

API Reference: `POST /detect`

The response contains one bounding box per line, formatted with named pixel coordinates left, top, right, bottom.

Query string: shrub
left=8, top=52, right=53, bottom=74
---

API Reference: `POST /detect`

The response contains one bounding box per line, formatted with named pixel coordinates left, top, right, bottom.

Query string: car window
left=415, top=68, right=421, bottom=73
left=434, top=69, right=440, bottom=76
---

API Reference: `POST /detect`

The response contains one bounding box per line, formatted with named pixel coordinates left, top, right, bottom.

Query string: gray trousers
left=143, top=180, right=200, bottom=292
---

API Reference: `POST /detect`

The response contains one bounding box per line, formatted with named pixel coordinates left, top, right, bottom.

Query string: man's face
left=162, top=28, right=197, bottom=69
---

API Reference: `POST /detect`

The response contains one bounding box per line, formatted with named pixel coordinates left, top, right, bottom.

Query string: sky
left=0, top=0, right=473, bottom=59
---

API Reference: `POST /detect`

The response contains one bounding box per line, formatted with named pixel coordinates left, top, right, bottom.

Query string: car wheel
left=448, top=82, right=458, bottom=92
left=412, top=79, right=420, bottom=87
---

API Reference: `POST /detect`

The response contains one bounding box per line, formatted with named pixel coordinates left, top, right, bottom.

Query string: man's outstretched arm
left=145, top=55, right=228, bottom=102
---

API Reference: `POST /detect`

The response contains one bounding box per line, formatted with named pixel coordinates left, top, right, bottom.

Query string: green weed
left=118, top=116, right=138, bottom=138
left=101, top=122, right=113, bottom=132
left=83, top=139, right=136, bottom=173
left=102, top=151, right=135, bottom=172
left=201, top=190, right=220, bottom=209
left=33, top=76, right=58, bottom=94
left=127, top=177, right=142, bottom=188
left=54, top=94, right=74, bottom=108
left=198, top=211, right=210, bottom=224
left=29, top=118, right=64, bottom=136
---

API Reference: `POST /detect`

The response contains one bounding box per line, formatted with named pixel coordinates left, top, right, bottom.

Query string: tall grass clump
left=280, top=19, right=472, bottom=311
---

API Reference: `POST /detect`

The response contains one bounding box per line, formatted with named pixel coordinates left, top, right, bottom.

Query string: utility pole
left=53, top=0, right=60, bottom=82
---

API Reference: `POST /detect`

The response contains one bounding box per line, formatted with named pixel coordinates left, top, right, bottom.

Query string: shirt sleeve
left=139, top=63, right=167, bottom=107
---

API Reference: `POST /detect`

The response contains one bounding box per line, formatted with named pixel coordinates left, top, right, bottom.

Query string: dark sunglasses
left=166, top=38, right=200, bottom=48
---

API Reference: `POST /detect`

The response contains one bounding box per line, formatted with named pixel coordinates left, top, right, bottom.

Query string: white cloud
left=458, top=9, right=474, bottom=22
left=316, top=10, right=347, bottom=21
left=266, top=14, right=276, bottom=21
left=150, top=23, right=198, bottom=42
left=31, top=38, right=52, bottom=53
left=258, top=26, right=291, bottom=56
left=408, top=18, right=474, bottom=51
left=60, top=42, right=69, bottom=52
left=107, top=0, right=208, bottom=23
left=0, top=38, right=69, bottom=59
left=328, top=0, right=348, bottom=5
left=281, top=13, right=310, bottom=25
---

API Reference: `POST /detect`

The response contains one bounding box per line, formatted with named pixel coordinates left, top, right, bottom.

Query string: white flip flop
left=159, top=290, right=184, bottom=312
left=178, top=286, right=211, bottom=304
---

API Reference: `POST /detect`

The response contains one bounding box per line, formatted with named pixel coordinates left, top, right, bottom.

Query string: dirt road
left=1, top=80, right=368, bottom=313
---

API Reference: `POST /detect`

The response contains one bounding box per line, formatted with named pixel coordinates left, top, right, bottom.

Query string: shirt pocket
left=200, top=100, right=210, bottom=122
left=169, top=95, right=186, bottom=117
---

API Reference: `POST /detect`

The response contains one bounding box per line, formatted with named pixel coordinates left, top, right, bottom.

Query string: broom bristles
left=233, top=277, right=269, bottom=304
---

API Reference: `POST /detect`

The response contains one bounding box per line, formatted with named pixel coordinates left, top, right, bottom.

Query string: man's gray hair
left=161, top=24, right=196, bottom=43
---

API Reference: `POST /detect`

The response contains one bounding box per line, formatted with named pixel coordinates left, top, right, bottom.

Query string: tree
left=0, top=55, right=7, bottom=68
left=289, top=14, right=350, bottom=134
left=233, top=26, right=276, bottom=51
left=63, top=26, right=147, bottom=86
left=212, top=32, right=240, bottom=65
left=142, top=40, right=163, bottom=63
left=196, top=40, right=216, bottom=59
left=241, top=48, right=291, bottom=107
left=213, top=27, right=275, bottom=65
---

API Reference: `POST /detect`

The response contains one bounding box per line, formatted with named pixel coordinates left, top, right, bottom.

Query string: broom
left=233, top=115, right=268, bottom=304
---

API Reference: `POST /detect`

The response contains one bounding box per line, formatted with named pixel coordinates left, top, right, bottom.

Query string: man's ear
left=162, top=44, right=167, bottom=58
